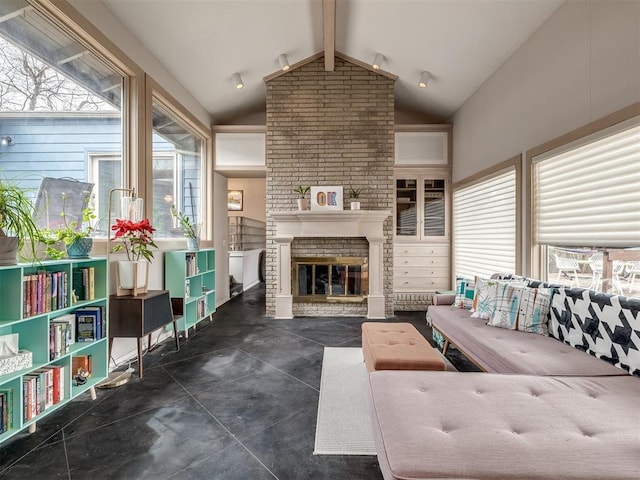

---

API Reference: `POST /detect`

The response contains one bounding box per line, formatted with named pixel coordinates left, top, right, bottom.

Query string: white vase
left=350, top=201, right=361, bottom=210
left=297, top=198, right=309, bottom=210
left=117, top=260, right=149, bottom=295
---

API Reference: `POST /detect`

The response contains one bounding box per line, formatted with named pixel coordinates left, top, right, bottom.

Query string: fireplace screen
left=293, top=257, right=368, bottom=302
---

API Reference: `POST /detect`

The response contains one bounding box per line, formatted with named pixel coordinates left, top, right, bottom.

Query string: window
left=454, top=163, right=519, bottom=279
left=151, top=96, right=205, bottom=238
left=532, top=116, right=640, bottom=297
left=0, top=0, right=124, bottom=237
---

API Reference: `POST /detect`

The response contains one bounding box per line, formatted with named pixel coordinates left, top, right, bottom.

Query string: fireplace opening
left=293, top=257, right=368, bottom=303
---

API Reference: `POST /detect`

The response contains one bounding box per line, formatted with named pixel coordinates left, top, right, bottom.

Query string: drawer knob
left=405, top=271, right=409, bottom=274
left=404, top=281, right=409, bottom=285
left=404, top=250, right=409, bottom=254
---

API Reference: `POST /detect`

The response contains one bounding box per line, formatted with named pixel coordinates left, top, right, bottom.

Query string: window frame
left=452, top=155, right=522, bottom=279
left=526, top=102, right=640, bottom=279
left=145, top=74, right=213, bottom=242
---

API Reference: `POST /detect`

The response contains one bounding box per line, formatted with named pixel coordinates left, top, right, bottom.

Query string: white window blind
left=534, top=118, right=640, bottom=248
left=454, top=168, right=517, bottom=279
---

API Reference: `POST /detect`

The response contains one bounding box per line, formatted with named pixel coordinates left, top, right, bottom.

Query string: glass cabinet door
left=423, top=178, right=445, bottom=237
left=396, top=179, right=418, bottom=237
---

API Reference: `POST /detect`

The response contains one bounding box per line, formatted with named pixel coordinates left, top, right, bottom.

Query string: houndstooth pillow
left=549, top=287, right=640, bottom=376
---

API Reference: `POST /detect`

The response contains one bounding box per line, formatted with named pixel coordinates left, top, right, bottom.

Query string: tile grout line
left=161, top=364, right=280, bottom=480
left=61, top=429, right=72, bottom=480
left=233, top=346, right=321, bottom=392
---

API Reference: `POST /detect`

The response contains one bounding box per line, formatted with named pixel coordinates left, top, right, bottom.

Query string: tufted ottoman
left=362, top=322, right=445, bottom=372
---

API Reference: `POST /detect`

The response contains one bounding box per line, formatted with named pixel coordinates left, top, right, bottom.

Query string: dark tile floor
left=0, top=284, right=476, bottom=480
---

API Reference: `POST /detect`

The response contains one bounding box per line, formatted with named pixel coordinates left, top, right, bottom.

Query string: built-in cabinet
left=394, top=125, right=452, bottom=311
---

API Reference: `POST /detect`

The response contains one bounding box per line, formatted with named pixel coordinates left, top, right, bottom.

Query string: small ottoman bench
left=362, top=322, right=446, bottom=372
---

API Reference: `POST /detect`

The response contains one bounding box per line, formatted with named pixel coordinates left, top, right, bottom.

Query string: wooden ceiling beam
left=323, top=0, right=335, bottom=71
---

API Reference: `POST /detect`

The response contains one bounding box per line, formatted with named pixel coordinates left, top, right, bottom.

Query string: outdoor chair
left=553, top=254, right=580, bottom=286
left=626, top=261, right=640, bottom=292
left=587, top=253, right=625, bottom=294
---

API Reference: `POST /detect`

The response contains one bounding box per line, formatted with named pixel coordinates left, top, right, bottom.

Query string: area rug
left=313, top=347, right=377, bottom=455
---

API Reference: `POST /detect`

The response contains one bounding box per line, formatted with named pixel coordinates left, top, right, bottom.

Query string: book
left=51, top=272, right=58, bottom=311
left=72, top=268, right=85, bottom=303
left=87, top=267, right=95, bottom=300
left=0, top=389, right=12, bottom=432
left=76, top=312, right=97, bottom=342
left=51, top=314, right=76, bottom=346
left=74, top=306, right=103, bottom=341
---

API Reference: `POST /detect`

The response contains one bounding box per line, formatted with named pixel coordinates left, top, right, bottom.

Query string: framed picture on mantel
left=310, top=186, right=343, bottom=211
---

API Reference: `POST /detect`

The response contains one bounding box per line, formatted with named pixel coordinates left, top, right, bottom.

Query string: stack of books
left=22, top=271, right=68, bottom=317
left=22, top=365, right=65, bottom=422
left=72, top=267, right=96, bottom=302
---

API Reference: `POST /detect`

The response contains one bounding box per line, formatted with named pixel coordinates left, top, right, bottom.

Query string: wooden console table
left=109, top=290, right=180, bottom=377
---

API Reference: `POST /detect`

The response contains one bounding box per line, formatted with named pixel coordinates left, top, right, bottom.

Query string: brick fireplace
left=265, top=54, right=395, bottom=317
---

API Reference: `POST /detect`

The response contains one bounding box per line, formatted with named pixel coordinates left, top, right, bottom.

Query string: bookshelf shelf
left=0, top=257, right=108, bottom=444
left=164, top=249, right=216, bottom=338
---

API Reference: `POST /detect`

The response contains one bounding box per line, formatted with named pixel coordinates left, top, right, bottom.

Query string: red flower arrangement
left=111, top=218, right=158, bottom=261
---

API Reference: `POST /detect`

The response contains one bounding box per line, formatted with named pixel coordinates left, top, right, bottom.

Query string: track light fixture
left=278, top=54, right=290, bottom=71
left=232, top=72, right=244, bottom=89
left=418, top=71, right=431, bottom=88
left=372, top=53, right=384, bottom=70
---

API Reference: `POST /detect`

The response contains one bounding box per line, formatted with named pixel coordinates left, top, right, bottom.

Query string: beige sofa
left=367, top=283, right=640, bottom=479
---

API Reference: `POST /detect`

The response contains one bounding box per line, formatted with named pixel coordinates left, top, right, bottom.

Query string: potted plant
left=348, top=187, right=362, bottom=210
left=52, top=192, right=96, bottom=258
left=111, top=218, right=158, bottom=296
left=294, top=186, right=310, bottom=211
left=0, top=177, right=39, bottom=265
left=170, top=205, right=200, bottom=251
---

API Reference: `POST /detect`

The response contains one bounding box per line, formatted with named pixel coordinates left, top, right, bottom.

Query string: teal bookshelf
left=164, top=249, right=216, bottom=337
left=0, top=257, right=108, bottom=444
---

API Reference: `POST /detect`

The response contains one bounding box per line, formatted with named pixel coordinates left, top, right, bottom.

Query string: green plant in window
left=170, top=205, right=198, bottom=239
left=0, top=176, right=39, bottom=264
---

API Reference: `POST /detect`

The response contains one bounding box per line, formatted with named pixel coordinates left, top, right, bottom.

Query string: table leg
left=137, top=337, right=144, bottom=378
left=173, top=320, right=180, bottom=351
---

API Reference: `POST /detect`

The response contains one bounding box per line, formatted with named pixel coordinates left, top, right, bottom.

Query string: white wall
left=68, top=0, right=211, bottom=127
left=452, top=0, right=640, bottom=183
left=228, top=178, right=267, bottom=222
left=214, top=173, right=230, bottom=306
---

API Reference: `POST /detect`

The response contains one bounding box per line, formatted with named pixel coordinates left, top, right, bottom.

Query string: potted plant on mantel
left=170, top=204, right=200, bottom=251
left=348, top=187, right=362, bottom=210
left=294, top=185, right=310, bottom=211
left=0, top=177, right=39, bottom=265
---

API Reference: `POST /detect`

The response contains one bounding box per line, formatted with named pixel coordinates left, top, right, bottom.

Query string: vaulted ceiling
left=100, top=0, right=563, bottom=124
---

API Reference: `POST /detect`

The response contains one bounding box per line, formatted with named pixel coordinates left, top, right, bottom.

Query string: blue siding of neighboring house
left=0, top=115, right=122, bottom=195
left=0, top=115, right=202, bottom=233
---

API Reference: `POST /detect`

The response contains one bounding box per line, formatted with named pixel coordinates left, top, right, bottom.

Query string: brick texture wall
left=265, top=56, right=395, bottom=317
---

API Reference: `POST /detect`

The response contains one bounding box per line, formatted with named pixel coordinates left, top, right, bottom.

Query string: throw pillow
left=488, top=284, right=551, bottom=336
left=471, top=278, right=527, bottom=320
left=517, top=286, right=550, bottom=335
left=487, top=282, right=522, bottom=329
left=453, top=277, right=475, bottom=309
left=549, top=287, right=640, bottom=376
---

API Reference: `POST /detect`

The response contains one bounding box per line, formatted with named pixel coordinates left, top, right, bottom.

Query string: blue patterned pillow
left=487, top=284, right=550, bottom=336
left=453, top=278, right=475, bottom=309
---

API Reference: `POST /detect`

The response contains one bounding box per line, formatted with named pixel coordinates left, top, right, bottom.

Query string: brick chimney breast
left=265, top=55, right=395, bottom=317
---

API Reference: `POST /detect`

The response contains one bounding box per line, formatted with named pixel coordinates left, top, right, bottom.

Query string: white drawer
left=394, top=276, right=450, bottom=291
left=394, top=256, right=449, bottom=267
left=394, top=244, right=449, bottom=257
left=394, top=266, right=449, bottom=278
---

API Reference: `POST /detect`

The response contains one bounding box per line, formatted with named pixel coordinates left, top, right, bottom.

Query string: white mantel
left=270, top=210, right=391, bottom=319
